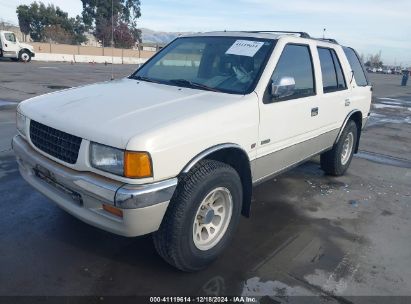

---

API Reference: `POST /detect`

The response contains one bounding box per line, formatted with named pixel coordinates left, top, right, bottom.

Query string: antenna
left=323, top=28, right=326, bottom=39
left=111, top=0, right=114, bottom=80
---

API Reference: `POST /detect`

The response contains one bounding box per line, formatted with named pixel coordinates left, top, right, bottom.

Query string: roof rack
left=316, top=38, right=339, bottom=44
left=245, top=31, right=311, bottom=38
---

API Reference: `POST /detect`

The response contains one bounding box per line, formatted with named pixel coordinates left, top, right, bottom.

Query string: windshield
left=131, top=36, right=275, bottom=94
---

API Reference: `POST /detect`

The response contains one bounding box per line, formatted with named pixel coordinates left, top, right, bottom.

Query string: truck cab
left=0, top=30, right=35, bottom=62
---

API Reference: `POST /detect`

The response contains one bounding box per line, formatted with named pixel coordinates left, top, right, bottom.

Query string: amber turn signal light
left=103, top=204, right=123, bottom=218
left=124, top=151, right=152, bottom=178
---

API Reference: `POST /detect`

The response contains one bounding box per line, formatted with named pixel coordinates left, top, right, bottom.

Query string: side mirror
left=271, top=76, right=295, bottom=99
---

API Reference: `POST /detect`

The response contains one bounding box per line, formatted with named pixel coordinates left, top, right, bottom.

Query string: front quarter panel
left=126, top=93, right=260, bottom=181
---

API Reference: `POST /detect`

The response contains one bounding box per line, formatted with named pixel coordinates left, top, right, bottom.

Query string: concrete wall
left=30, top=42, right=154, bottom=59
left=27, top=42, right=155, bottom=65
left=32, top=53, right=149, bottom=65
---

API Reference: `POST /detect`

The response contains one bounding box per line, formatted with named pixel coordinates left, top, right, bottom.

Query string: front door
left=254, top=43, right=324, bottom=182
left=1, top=32, right=20, bottom=58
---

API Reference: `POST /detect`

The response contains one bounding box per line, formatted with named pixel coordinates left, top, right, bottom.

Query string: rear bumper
left=12, top=135, right=177, bottom=237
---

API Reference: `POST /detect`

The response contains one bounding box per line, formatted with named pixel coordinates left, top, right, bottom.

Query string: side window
left=343, top=47, right=368, bottom=86
left=269, top=44, right=315, bottom=100
left=317, top=47, right=347, bottom=93
left=4, top=33, right=16, bottom=43
left=332, top=51, right=347, bottom=89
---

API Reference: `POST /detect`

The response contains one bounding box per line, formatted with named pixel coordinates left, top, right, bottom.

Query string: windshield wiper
left=168, top=79, right=221, bottom=92
left=130, top=75, right=162, bottom=84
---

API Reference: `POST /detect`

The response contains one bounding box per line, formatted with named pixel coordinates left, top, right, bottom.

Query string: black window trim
left=317, top=46, right=348, bottom=94
left=263, top=42, right=317, bottom=104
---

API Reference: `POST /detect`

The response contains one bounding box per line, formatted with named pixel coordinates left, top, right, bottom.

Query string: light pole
left=111, top=0, right=114, bottom=80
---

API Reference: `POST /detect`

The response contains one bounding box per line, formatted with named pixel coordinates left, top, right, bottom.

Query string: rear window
left=343, top=47, right=368, bottom=86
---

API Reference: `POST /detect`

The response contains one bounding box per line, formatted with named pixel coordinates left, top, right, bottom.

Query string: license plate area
left=33, top=164, right=83, bottom=206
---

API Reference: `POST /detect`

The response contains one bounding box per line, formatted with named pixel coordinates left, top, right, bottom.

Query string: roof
left=182, top=31, right=339, bottom=45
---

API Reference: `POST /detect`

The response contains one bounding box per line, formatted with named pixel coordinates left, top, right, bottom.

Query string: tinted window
left=318, top=48, right=347, bottom=93
left=332, top=51, right=347, bottom=89
left=318, top=48, right=337, bottom=92
left=270, top=44, right=315, bottom=100
left=343, top=47, right=368, bottom=86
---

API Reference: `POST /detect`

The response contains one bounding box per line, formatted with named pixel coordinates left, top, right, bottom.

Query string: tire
left=19, top=50, right=31, bottom=62
left=321, top=120, right=358, bottom=176
left=153, top=159, right=242, bottom=272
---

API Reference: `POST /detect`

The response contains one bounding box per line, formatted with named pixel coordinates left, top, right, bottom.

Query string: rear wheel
left=153, top=159, right=242, bottom=272
left=321, top=120, right=358, bottom=176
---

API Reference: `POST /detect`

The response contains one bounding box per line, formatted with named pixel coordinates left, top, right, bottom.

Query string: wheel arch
left=181, top=144, right=253, bottom=218
left=335, top=110, right=363, bottom=153
left=19, top=49, right=32, bottom=60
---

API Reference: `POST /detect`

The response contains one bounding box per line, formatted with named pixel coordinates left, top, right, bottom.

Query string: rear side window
left=317, top=47, right=347, bottom=93
left=343, top=47, right=368, bottom=86
left=270, top=44, right=315, bottom=100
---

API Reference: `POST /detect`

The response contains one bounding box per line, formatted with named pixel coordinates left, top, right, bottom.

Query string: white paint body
left=0, top=30, right=34, bottom=59
left=18, top=33, right=371, bottom=185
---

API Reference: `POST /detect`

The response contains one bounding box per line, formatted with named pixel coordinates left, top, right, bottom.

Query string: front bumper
left=12, top=135, right=177, bottom=237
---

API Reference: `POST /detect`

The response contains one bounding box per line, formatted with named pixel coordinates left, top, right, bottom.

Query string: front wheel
left=321, top=120, right=358, bottom=176
left=153, top=160, right=242, bottom=272
left=19, top=50, right=31, bottom=62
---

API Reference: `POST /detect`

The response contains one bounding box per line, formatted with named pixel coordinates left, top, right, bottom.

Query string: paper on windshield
left=225, top=40, right=265, bottom=57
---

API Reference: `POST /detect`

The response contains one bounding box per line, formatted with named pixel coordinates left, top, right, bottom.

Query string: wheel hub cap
left=193, top=187, right=233, bottom=251
left=341, top=132, right=354, bottom=165
left=198, top=208, right=215, bottom=225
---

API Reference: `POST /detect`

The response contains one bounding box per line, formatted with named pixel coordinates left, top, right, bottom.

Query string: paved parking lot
left=0, top=61, right=410, bottom=302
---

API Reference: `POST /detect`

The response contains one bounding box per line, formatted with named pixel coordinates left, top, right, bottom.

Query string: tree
left=81, top=0, right=141, bottom=48
left=365, top=51, right=383, bottom=68
left=16, top=5, right=31, bottom=40
left=16, top=2, right=87, bottom=44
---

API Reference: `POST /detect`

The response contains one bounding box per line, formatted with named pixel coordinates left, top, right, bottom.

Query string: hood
left=19, top=42, right=34, bottom=51
left=20, top=78, right=245, bottom=148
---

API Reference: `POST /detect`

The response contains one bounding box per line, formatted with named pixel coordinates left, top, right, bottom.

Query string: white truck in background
left=0, top=30, right=35, bottom=62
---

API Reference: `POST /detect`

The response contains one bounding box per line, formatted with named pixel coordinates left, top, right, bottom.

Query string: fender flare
left=335, top=109, right=362, bottom=144
left=180, top=143, right=253, bottom=217
left=181, top=143, right=249, bottom=174
left=335, top=109, right=363, bottom=153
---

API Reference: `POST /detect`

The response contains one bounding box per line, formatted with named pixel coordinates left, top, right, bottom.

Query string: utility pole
left=111, top=0, right=114, bottom=80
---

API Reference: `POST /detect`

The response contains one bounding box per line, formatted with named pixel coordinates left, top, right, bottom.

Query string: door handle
left=345, top=98, right=351, bottom=106
left=311, top=107, right=318, bottom=117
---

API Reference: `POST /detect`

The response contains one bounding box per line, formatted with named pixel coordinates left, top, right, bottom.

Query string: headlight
left=90, top=142, right=152, bottom=178
left=16, top=109, right=27, bottom=136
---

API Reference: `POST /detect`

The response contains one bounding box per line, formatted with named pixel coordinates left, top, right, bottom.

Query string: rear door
left=314, top=46, right=351, bottom=133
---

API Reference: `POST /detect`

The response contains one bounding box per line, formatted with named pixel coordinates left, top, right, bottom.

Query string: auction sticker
left=225, top=40, right=264, bottom=57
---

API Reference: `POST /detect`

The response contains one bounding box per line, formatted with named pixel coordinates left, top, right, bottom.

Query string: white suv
left=13, top=31, right=371, bottom=271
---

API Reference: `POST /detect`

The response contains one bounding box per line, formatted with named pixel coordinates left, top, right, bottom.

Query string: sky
left=1, top=0, right=410, bottom=66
